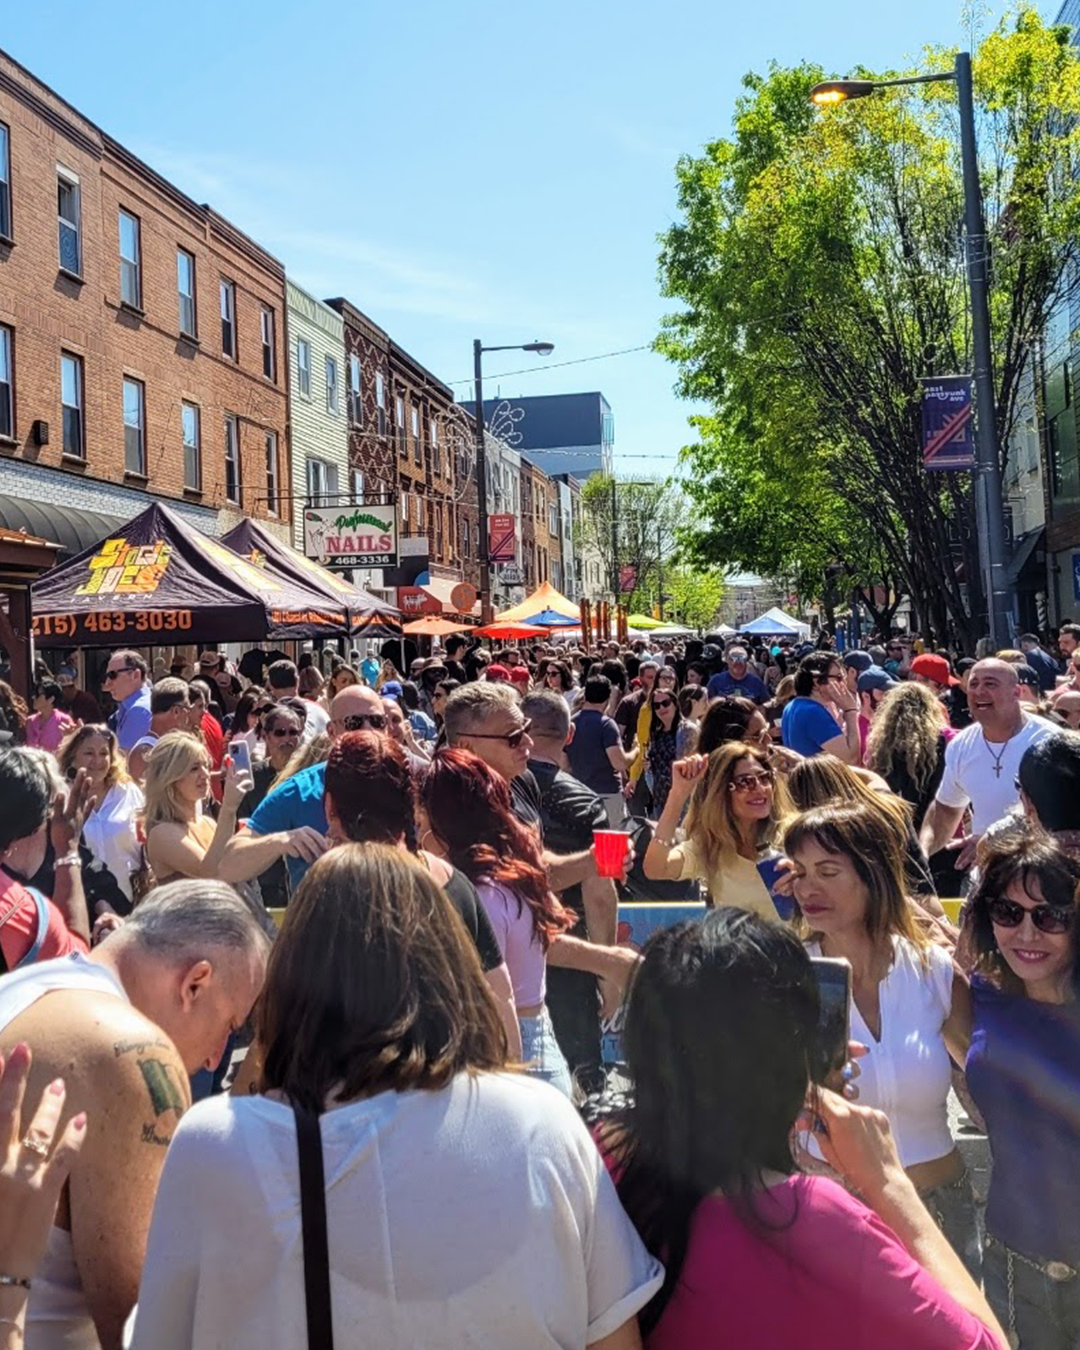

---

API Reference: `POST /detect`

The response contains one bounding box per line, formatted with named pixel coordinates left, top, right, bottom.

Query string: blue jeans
left=984, top=1237, right=1080, bottom=1350
left=922, top=1169, right=982, bottom=1282
left=519, top=1008, right=573, bottom=1099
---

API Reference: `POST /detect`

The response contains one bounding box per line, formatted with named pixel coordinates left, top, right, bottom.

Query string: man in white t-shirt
left=920, top=659, right=1052, bottom=874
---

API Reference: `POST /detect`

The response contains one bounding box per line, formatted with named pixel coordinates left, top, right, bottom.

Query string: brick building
left=0, top=48, right=289, bottom=553
left=520, top=457, right=538, bottom=590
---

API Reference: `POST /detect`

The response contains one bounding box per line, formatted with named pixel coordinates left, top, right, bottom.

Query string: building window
left=401, top=491, right=410, bottom=531
left=430, top=418, right=440, bottom=473
left=61, top=353, right=83, bottom=459
left=118, top=209, right=141, bottom=309
left=411, top=405, right=421, bottom=464
left=265, top=431, right=278, bottom=514
left=376, top=371, right=387, bottom=435
left=460, top=518, right=469, bottom=559
left=177, top=250, right=197, bottom=337
left=0, top=327, right=10, bottom=439
left=123, top=378, right=145, bottom=475
left=396, top=394, right=406, bottom=456
left=325, top=356, right=339, bottom=414
left=549, top=502, right=559, bottom=536
left=434, top=503, right=443, bottom=557
left=260, top=308, right=275, bottom=381
left=224, top=415, right=241, bottom=503
left=220, top=280, right=236, bottom=358
left=57, top=171, right=81, bottom=275
left=348, top=354, right=362, bottom=424
left=297, top=338, right=311, bottom=397
left=306, top=457, right=337, bottom=506
left=182, top=401, right=201, bottom=490
left=0, top=121, right=11, bottom=240
left=351, top=468, right=364, bottom=500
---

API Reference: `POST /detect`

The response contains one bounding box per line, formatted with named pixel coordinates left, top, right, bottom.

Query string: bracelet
left=652, top=834, right=677, bottom=849
left=0, top=1275, right=30, bottom=1290
left=53, top=853, right=82, bottom=868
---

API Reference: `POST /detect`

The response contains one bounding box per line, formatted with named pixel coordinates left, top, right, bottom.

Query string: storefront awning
left=1007, top=527, right=1045, bottom=586
left=0, top=494, right=125, bottom=560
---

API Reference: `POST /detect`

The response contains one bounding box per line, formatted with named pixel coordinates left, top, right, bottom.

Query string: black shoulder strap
left=293, top=1104, right=334, bottom=1350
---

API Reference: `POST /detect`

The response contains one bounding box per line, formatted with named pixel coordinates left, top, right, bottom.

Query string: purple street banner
left=921, top=376, right=975, bottom=471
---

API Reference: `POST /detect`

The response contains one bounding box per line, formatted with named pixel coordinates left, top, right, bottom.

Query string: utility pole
left=657, top=523, right=664, bottom=620
left=610, top=476, right=618, bottom=600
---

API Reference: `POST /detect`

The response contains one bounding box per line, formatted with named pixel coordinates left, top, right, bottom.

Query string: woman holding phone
left=143, top=732, right=253, bottom=884
left=964, top=832, right=1080, bottom=1349
left=602, top=908, right=1005, bottom=1349
left=785, top=802, right=978, bottom=1274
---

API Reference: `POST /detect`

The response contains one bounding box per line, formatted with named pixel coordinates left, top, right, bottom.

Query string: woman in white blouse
left=130, top=844, right=661, bottom=1350
left=785, top=801, right=977, bottom=1275
left=57, top=724, right=144, bottom=904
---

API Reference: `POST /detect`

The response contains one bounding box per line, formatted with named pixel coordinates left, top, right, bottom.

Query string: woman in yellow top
left=626, top=667, right=679, bottom=806
left=643, top=742, right=792, bottom=916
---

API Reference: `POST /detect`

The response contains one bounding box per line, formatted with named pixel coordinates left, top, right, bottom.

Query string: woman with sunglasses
left=964, top=831, right=1080, bottom=1349
left=644, top=742, right=791, bottom=916
left=643, top=686, right=693, bottom=819
left=786, top=802, right=979, bottom=1276
left=781, top=653, right=861, bottom=764
left=696, top=695, right=770, bottom=758
left=541, top=660, right=576, bottom=709
left=236, top=705, right=304, bottom=910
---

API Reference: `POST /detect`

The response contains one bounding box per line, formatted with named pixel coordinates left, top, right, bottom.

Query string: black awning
left=1007, top=527, right=1045, bottom=586
left=0, top=494, right=126, bottom=562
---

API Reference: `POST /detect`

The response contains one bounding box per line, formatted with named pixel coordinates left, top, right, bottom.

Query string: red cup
left=593, top=830, right=629, bottom=879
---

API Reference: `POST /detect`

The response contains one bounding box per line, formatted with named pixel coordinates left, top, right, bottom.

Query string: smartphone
left=227, top=738, right=252, bottom=776
left=809, top=956, right=851, bottom=1084
left=756, top=857, right=795, bottom=922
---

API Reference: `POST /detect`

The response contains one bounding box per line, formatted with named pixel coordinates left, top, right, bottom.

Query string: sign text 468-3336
left=303, top=505, right=398, bottom=570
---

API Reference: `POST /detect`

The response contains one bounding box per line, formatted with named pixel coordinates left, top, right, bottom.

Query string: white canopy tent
left=743, top=605, right=811, bottom=638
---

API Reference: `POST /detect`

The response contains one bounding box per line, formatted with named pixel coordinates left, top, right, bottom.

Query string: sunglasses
left=988, top=896, right=1074, bottom=935
left=729, top=770, right=774, bottom=793
left=103, top=667, right=136, bottom=682
left=342, top=712, right=388, bottom=732
left=465, top=719, right=532, bottom=748
left=267, top=726, right=301, bottom=738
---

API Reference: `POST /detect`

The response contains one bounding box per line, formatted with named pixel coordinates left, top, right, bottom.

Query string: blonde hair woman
left=58, top=724, right=144, bottom=903
left=867, top=682, right=955, bottom=833
left=643, top=742, right=791, bottom=917
left=144, top=732, right=252, bottom=885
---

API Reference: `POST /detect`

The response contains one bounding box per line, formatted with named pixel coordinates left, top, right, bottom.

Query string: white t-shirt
left=934, top=714, right=1052, bottom=833
left=130, top=1073, right=663, bottom=1350
left=82, top=780, right=145, bottom=901
left=299, top=699, right=330, bottom=745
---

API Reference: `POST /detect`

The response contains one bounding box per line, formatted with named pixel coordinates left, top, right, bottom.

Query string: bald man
left=920, top=659, right=1052, bottom=874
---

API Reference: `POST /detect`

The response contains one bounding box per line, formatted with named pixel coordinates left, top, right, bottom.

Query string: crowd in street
left=0, top=621, right=1079, bottom=1348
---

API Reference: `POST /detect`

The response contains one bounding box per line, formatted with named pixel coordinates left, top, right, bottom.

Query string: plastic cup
left=940, top=898, right=964, bottom=926
left=593, top=830, right=629, bottom=879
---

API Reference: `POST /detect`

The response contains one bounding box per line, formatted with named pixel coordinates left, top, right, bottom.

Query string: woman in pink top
left=24, top=681, right=75, bottom=754
left=420, top=749, right=575, bottom=1096
left=602, top=909, right=1005, bottom=1350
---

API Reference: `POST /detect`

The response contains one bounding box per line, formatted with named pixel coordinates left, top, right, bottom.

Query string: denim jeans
left=922, top=1169, right=982, bottom=1281
left=519, top=1008, right=573, bottom=1099
left=983, top=1237, right=1080, bottom=1350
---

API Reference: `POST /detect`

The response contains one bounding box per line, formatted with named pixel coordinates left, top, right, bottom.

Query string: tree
left=577, top=475, right=690, bottom=599
left=658, top=9, right=1080, bottom=646
left=663, top=564, right=726, bottom=630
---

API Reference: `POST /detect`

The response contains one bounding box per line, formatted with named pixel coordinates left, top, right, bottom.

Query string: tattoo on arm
left=135, top=1056, right=188, bottom=1147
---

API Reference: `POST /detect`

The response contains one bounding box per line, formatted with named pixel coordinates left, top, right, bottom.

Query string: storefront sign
left=450, top=582, right=478, bottom=613
left=488, top=513, right=515, bottom=563
left=75, top=538, right=173, bottom=597
left=921, top=376, right=975, bottom=471
left=397, top=586, right=442, bottom=616
left=304, top=505, right=398, bottom=569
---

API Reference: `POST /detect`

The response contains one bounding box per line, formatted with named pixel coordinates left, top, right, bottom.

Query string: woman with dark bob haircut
left=605, top=908, right=1004, bottom=1350
left=963, top=830, right=1080, bottom=1349
left=131, top=845, right=661, bottom=1350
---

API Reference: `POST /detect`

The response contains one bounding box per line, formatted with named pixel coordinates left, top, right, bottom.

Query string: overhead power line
left=446, top=344, right=653, bottom=387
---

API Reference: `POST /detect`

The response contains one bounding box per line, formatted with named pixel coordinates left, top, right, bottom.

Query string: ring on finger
left=20, top=1133, right=50, bottom=1159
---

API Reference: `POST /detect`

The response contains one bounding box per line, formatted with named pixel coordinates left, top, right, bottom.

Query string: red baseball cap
left=910, top=654, right=958, bottom=687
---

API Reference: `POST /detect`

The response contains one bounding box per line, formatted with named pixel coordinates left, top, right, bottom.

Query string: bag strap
left=293, top=1104, right=334, bottom=1350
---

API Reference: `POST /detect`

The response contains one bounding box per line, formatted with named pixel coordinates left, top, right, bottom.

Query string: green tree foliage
left=658, top=8, right=1080, bottom=644
left=663, top=564, right=726, bottom=630
left=577, top=474, right=689, bottom=596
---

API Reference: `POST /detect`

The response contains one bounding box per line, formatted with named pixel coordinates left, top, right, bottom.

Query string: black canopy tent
left=221, top=519, right=401, bottom=639
left=31, top=502, right=351, bottom=647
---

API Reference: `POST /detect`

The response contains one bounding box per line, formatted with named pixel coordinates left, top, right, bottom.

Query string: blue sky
left=5, top=0, right=1017, bottom=478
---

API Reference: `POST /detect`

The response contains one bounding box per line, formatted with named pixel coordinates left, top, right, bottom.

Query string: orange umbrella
left=402, top=614, right=471, bottom=636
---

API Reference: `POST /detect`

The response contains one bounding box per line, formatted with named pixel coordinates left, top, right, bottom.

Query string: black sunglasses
left=653, top=698, right=674, bottom=710
left=465, top=719, right=532, bottom=748
left=103, top=666, right=136, bottom=682
left=988, top=896, right=1074, bottom=935
left=267, top=726, right=301, bottom=738
left=342, top=712, right=388, bottom=732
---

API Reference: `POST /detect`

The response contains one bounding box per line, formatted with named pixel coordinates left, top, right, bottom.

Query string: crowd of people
left=0, top=620, right=1078, bottom=1348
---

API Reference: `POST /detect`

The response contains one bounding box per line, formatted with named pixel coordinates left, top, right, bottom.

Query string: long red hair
left=420, top=749, right=572, bottom=949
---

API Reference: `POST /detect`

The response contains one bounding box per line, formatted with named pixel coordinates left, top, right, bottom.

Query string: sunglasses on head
left=342, top=712, right=388, bottom=732
left=466, top=719, right=532, bottom=748
left=988, top=896, right=1073, bottom=935
left=729, top=769, right=774, bottom=793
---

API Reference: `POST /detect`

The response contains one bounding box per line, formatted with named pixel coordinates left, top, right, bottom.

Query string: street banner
left=921, top=376, right=975, bottom=471
left=619, top=564, right=637, bottom=594
left=303, top=503, right=398, bottom=569
left=488, top=513, right=516, bottom=563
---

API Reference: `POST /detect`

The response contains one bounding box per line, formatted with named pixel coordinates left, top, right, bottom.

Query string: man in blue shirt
left=706, top=647, right=769, bottom=704
left=103, top=649, right=152, bottom=753
left=219, top=683, right=386, bottom=892
left=1019, top=633, right=1062, bottom=694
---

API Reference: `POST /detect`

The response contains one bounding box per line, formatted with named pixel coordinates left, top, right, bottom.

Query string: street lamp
left=472, top=338, right=555, bottom=622
left=810, top=54, right=1012, bottom=648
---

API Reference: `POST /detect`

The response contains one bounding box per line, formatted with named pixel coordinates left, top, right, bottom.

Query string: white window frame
left=325, top=356, right=339, bottom=415
left=351, top=468, right=364, bottom=501
left=181, top=401, right=201, bottom=490
left=411, top=405, right=421, bottom=464
left=401, top=490, right=409, bottom=528
left=224, top=414, right=241, bottom=504
left=376, top=371, right=387, bottom=434
left=61, top=352, right=83, bottom=459
left=306, top=456, right=336, bottom=506
left=260, top=308, right=275, bottom=381
left=348, top=353, right=362, bottom=424
left=57, top=168, right=81, bottom=276
left=0, top=121, right=11, bottom=241
left=265, top=431, right=278, bottom=515
left=297, top=338, right=312, bottom=397
left=396, top=394, right=406, bottom=455
left=123, top=377, right=145, bottom=475
left=430, top=417, right=440, bottom=473
left=118, top=209, right=141, bottom=309
left=0, top=326, right=11, bottom=440
left=177, top=249, right=197, bottom=337
left=220, top=279, right=237, bottom=359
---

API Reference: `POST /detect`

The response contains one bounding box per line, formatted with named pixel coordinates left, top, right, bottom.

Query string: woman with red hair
left=420, top=749, right=576, bottom=1097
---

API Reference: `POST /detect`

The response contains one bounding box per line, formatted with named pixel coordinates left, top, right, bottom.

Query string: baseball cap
left=486, top=664, right=511, bottom=682
left=508, top=666, right=531, bottom=686
left=380, top=680, right=404, bottom=702
left=910, top=654, right=958, bottom=687
left=843, top=650, right=873, bottom=674
left=857, top=666, right=898, bottom=695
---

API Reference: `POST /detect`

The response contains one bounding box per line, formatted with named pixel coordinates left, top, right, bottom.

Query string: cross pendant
left=993, top=762, right=1002, bottom=778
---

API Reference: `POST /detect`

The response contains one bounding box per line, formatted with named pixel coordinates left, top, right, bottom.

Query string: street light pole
left=811, top=54, right=1013, bottom=647
left=471, top=337, right=554, bottom=625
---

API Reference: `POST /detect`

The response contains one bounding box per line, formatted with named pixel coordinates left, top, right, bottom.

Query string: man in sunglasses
left=103, top=650, right=152, bottom=753
left=219, top=684, right=385, bottom=893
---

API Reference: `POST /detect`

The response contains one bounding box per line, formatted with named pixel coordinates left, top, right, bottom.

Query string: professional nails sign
left=304, top=505, right=398, bottom=569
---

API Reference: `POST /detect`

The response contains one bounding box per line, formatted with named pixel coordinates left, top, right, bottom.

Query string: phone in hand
left=809, top=956, right=851, bottom=1084
left=757, top=857, right=794, bottom=921
left=227, top=738, right=252, bottom=776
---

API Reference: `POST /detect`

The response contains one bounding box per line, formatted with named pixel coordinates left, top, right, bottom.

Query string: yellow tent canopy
left=493, top=580, right=580, bottom=625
